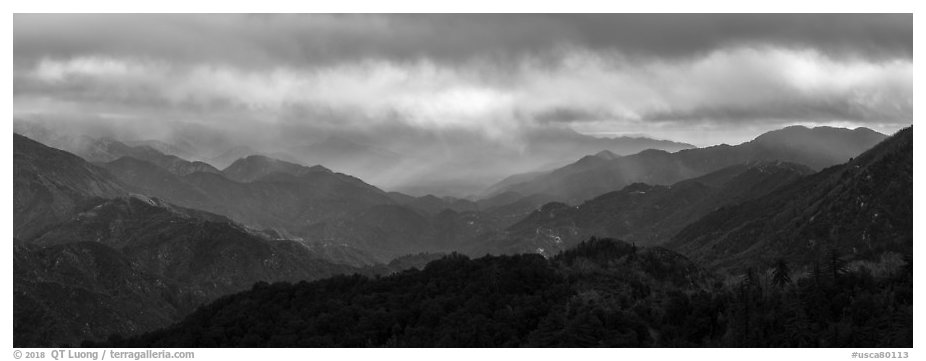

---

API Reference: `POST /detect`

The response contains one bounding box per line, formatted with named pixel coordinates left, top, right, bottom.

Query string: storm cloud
left=14, top=14, right=912, bottom=66
left=12, top=13, right=913, bottom=162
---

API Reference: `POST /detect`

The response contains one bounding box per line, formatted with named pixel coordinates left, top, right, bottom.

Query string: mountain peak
left=594, top=150, right=620, bottom=160
left=636, top=148, right=671, bottom=157
left=223, top=155, right=321, bottom=182
left=670, top=126, right=912, bottom=271
left=753, top=125, right=883, bottom=143
left=491, top=125, right=887, bottom=204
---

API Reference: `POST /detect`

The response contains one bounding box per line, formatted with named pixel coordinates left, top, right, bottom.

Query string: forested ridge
left=15, top=127, right=912, bottom=348
left=91, top=238, right=912, bottom=348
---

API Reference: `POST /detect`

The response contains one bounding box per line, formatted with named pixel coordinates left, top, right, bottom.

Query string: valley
left=11, top=125, right=913, bottom=347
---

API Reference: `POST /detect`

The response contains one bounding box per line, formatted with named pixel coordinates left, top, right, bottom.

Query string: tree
left=771, top=259, right=792, bottom=288
left=827, top=249, right=848, bottom=284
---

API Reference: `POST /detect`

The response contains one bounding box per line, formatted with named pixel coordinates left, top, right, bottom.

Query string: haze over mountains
left=489, top=161, right=815, bottom=256
left=12, top=123, right=912, bottom=347
left=488, top=126, right=887, bottom=203
left=13, top=124, right=897, bottom=263
left=14, top=118, right=695, bottom=197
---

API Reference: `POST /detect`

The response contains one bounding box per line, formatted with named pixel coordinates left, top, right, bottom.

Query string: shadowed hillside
left=14, top=134, right=127, bottom=240
left=669, top=127, right=912, bottom=271
left=15, top=195, right=360, bottom=347
left=90, top=238, right=911, bottom=348
left=480, top=161, right=812, bottom=256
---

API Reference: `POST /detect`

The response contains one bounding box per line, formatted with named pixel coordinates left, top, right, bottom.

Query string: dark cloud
left=13, top=14, right=566, bottom=68
left=13, top=13, right=913, bottom=160
left=14, top=14, right=912, bottom=69
left=554, top=14, right=912, bottom=60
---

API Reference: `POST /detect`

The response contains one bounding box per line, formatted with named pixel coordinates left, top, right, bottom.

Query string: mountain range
left=484, top=160, right=814, bottom=256
left=668, top=127, right=913, bottom=271
left=13, top=135, right=361, bottom=346
left=13, top=119, right=697, bottom=198
left=488, top=126, right=886, bottom=203
left=12, top=124, right=912, bottom=347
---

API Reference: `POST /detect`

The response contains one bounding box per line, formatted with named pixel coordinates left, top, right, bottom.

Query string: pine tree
left=772, top=259, right=792, bottom=288
left=827, top=249, right=848, bottom=284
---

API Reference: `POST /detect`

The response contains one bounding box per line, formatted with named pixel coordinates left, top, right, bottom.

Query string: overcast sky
left=13, top=14, right=912, bottom=146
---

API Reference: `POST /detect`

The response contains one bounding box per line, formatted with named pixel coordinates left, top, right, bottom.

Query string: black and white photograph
left=8, top=8, right=916, bottom=354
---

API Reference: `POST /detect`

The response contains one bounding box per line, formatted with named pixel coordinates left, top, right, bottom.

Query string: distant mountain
left=478, top=161, right=812, bottom=256
left=208, top=156, right=395, bottom=227
left=222, top=155, right=328, bottom=183
left=16, top=132, right=506, bottom=268
left=387, top=192, right=479, bottom=214
left=101, top=149, right=502, bottom=264
left=16, top=195, right=358, bottom=347
left=668, top=127, right=912, bottom=271
left=134, top=152, right=220, bottom=177
left=594, top=149, right=620, bottom=160
left=208, top=145, right=258, bottom=169
left=124, top=138, right=199, bottom=161
left=78, top=138, right=222, bottom=177
left=480, top=171, right=551, bottom=199
left=14, top=123, right=222, bottom=177
left=488, top=126, right=887, bottom=203
left=14, top=132, right=395, bottom=261
left=379, top=127, right=697, bottom=197
left=521, top=127, right=695, bottom=160
left=101, top=152, right=397, bottom=245
left=13, top=134, right=127, bottom=240
left=14, top=119, right=699, bottom=198
left=474, top=191, right=529, bottom=210
left=749, top=126, right=887, bottom=169
left=286, top=136, right=404, bottom=180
